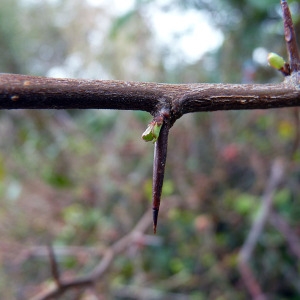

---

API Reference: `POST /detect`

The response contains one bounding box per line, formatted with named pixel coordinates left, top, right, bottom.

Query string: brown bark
left=1, top=73, right=300, bottom=123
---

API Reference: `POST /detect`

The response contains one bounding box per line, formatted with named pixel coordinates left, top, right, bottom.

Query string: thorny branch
left=2, top=1, right=300, bottom=297
left=0, top=0, right=299, bottom=233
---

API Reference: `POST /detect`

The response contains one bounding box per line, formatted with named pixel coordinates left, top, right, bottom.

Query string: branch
left=1, top=74, right=300, bottom=118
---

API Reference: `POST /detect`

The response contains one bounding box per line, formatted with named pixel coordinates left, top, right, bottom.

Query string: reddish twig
left=238, top=159, right=285, bottom=299
left=281, top=0, right=300, bottom=72
left=239, top=262, right=267, bottom=300
left=239, top=160, right=285, bottom=262
left=269, top=211, right=300, bottom=260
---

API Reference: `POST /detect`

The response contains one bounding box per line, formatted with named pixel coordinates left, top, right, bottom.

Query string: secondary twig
left=281, top=0, right=300, bottom=72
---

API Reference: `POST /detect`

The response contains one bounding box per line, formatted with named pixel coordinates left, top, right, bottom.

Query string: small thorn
left=153, top=207, right=159, bottom=234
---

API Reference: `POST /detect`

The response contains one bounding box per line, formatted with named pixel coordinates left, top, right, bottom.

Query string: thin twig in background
left=47, top=245, right=61, bottom=288
left=238, top=159, right=285, bottom=300
left=30, top=211, right=153, bottom=300
left=269, top=211, right=300, bottom=260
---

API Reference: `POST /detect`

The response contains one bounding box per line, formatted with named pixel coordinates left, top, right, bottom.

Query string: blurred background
left=1, top=0, right=300, bottom=299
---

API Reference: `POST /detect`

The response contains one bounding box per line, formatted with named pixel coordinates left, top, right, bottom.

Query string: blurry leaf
left=162, top=179, right=174, bottom=197
left=143, top=179, right=152, bottom=200
left=223, top=253, right=238, bottom=268
left=0, top=155, right=6, bottom=180
left=233, top=193, right=257, bottom=216
left=62, top=204, right=103, bottom=233
left=62, top=256, right=78, bottom=269
left=278, top=120, right=295, bottom=140
left=170, top=257, right=185, bottom=273
left=274, top=188, right=290, bottom=206
left=62, top=203, right=84, bottom=226
left=167, top=207, right=181, bottom=221
left=292, top=150, right=300, bottom=162
left=57, top=225, right=76, bottom=243
left=274, top=188, right=292, bottom=215
left=43, top=170, right=73, bottom=188
left=215, top=233, right=227, bottom=247
left=201, top=252, right=216, bottom=268
left=119, top=259, right=134, bottom=279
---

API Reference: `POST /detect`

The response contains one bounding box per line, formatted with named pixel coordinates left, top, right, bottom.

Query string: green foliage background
left=0, top=0, right=300, bottom=299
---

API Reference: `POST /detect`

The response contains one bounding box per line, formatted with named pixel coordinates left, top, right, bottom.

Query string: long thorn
left=281, top=0, right=300, bottom=72
left=152, top=118, right=170, bottom=234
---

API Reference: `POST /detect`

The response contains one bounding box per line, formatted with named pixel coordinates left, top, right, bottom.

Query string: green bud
left=142, top=125, right=154, bottom=142
left=152, top=123, right=162, bottom=142
left=268, top=52, right=286, bottom=70
left=142, top=122, right=162, bottom=143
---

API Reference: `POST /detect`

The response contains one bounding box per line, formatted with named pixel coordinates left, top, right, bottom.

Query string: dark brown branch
left=0, top=73, right=162, bottom=112
left=1, top=74, right=300, bottom=119
left=281, top=0, right=300, bottom=72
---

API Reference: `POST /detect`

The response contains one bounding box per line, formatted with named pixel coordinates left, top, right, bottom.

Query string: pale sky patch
left=145, top=5, right=224, bottom=63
